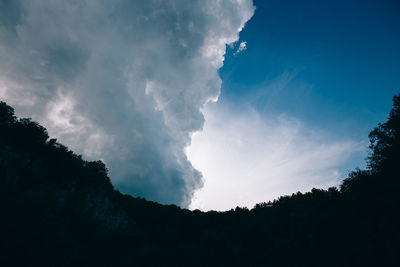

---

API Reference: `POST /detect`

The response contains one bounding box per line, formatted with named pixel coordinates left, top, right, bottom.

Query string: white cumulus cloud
left=234, top=40, right=247, bottom=55
left=0, top=0, right=255, bottom=207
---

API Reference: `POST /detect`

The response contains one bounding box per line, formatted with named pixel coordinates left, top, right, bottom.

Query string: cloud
left=0, top=0, right=255, bottom=207
left=187, top=103, right=365, bottom=211
left=234, top=41, right=247, bottom=55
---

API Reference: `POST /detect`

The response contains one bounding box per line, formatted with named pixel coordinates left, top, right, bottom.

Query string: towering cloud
left=0, top=0, right=254, bottom=206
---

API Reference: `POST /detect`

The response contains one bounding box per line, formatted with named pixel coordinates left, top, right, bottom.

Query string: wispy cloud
left=187, top=103, right=366, bottom=211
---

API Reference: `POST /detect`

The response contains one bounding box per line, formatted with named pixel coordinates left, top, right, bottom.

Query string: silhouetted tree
left=368, top=94, right=400, bottom=172
left=0, top=93, right=399, bottom=266
left=0, top=101, right=16, bottom=126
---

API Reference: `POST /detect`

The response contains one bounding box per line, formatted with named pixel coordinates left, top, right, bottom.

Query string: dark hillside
left=0, top=94, right=399, bottom=266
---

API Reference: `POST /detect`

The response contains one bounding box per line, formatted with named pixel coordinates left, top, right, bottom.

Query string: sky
left=188, top=0, right=400, bottom=210
left=1, top=0, right=399, bottom=210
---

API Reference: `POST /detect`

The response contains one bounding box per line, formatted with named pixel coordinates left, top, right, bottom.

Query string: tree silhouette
left=0, top=94, right=399, bottom=266
left=0, top=101, right=16, bottom=126
left=368, top=94, right=400, bottom=172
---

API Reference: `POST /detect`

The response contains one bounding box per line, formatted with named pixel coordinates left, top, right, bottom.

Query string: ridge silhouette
left=0, top=94, right=399, bottom=266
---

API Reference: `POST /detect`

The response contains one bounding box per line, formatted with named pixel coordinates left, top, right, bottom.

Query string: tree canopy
left=0, top=94, right=399, bottom=266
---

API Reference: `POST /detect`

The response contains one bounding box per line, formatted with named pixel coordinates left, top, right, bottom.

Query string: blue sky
left=221, top=0, right=400, bottom=140
left=1, top=0, right=399, bottom=210
left=188, top=0, right=400, bottom=210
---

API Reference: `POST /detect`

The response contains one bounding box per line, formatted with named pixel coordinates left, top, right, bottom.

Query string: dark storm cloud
left=0, top=0, right=254, bottom=206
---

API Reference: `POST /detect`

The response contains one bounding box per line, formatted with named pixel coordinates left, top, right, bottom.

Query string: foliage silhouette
left=0, top=94, right=399, bottom=266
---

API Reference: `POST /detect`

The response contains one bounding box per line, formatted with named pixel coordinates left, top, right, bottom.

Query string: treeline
left=0, top=94, right=399, bottom=266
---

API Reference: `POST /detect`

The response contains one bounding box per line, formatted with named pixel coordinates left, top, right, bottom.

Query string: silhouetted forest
left=1, top=94, right=399, bottom=266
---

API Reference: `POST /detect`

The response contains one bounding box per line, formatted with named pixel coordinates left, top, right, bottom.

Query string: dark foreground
left=1, top=94, right=399, bottom=266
